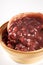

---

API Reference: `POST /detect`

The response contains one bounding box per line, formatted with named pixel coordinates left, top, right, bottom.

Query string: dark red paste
left=2, top=15, right=43, bottom=51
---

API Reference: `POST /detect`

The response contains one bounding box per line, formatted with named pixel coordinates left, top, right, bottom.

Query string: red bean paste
left=2, top=16, right=43, bottom=51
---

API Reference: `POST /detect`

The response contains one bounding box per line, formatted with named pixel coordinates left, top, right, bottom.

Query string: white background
left=0, top=0, right=43, bottom=65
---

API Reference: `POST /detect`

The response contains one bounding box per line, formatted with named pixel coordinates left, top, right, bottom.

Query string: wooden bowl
left=0, top=13, right=43, bottom=64
left=0, top=22, right=43, bottom=64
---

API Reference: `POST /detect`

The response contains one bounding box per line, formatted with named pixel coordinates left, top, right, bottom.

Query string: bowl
left=0, top=13, right=43, bottom=64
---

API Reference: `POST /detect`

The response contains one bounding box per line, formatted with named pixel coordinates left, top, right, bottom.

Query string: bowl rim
left=0, top=12, right=43, bottom=54
left=7, top=12, right=43, bottom=31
